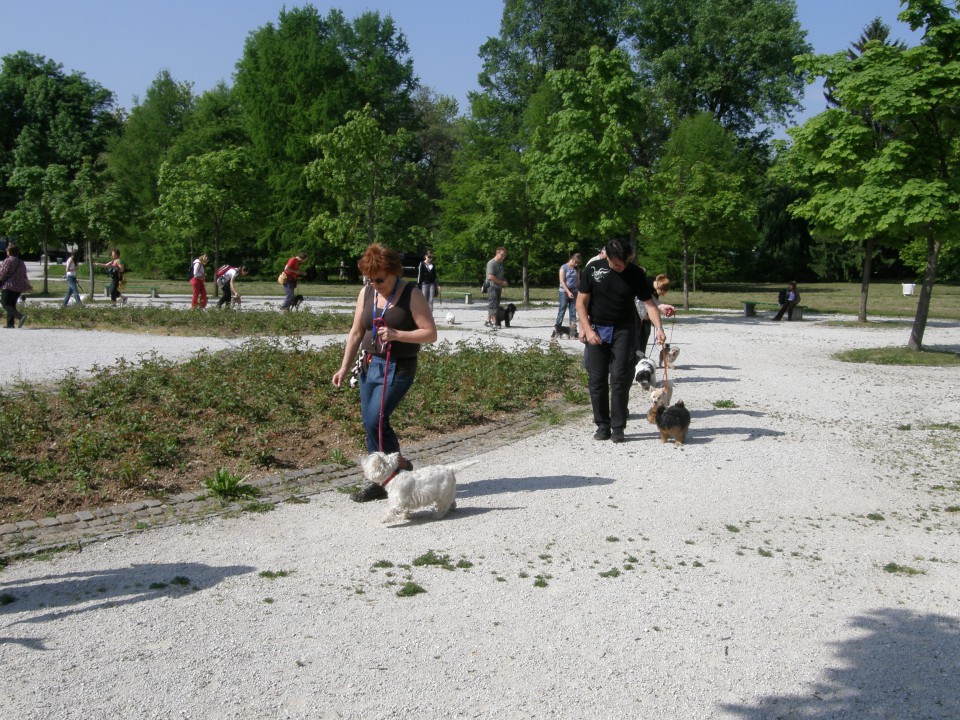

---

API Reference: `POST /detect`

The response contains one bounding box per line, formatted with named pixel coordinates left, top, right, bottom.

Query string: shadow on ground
left=722, top=608, right=960, bottom=719
left=458, top=474, right=614, bottom=498
left=0, top=562, right=254, bottom=631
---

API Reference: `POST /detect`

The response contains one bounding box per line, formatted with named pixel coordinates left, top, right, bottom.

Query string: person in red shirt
left=280, top=252, right=308, bottom=311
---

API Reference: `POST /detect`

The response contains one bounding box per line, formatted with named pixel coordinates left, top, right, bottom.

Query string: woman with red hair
left=332, top=244, right=438, bottom=502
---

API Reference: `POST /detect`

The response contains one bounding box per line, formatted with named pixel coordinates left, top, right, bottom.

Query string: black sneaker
left=611, top=429, right=625, bottom=444
left=397, top=458, right=414, bottom=472
left=350, top=482, right=388, bottom=502
left=17, top=314, right=26, bottom=328
left=594, top=427, right=611, bottom=441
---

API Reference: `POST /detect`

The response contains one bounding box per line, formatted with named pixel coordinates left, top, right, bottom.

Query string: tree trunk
left=681, top=228, right=690, bottom=311
left=522, top=246, right=530, bottom=304
left=86, top=238, right=95, bottom=298
left=858, top=237, right=874, bottom=323
left=40, top=231, right=50, bottom=294
left=907, top=226, right=942, bottom=351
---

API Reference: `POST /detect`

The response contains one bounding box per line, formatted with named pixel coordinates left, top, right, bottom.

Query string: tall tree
left=643, top=113, right=757, bottom=308
left=0, top=51, right=118, bottom=290
left=234, top=6, right=417, bottom=256
left=624, top=0, right=810, bottom=135
left=783, top=0, right=960, bottom=349
left=106, top=70, right=195, bottom=230
left=153, top=147, right=261, bottom=281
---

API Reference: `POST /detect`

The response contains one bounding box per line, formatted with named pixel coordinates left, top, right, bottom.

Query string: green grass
left=834, top=347, right=960, bottom=366
left=396, top=582, right=427, bottom=597
left=883, top=562, right=925, bottom=575
left=28, top=276, right=960, bottom=320
left=21, top=304, right=353, bottom=337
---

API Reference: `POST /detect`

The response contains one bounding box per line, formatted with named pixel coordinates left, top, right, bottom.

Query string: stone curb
left=1, top=400, right=585, bottom=560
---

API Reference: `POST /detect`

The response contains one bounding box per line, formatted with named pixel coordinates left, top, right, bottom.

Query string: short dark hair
left=603, top=238, right=631, bottom=262
left=7, top=245, right=21, bottom=257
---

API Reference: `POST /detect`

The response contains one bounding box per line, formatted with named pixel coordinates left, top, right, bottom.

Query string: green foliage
left=203, top=467, right=260, bottom=501
left=306, top=106, right=426, bottom=255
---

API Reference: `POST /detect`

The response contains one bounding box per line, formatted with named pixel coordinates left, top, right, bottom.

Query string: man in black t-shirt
left=576, top=238, right=666, bottom=443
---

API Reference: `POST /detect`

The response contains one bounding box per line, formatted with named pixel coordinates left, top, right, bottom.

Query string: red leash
left=378, top=341, right=392, bottom=452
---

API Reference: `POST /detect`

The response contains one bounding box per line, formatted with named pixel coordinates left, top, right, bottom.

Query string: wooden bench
left=741, top=300, right=805, bottom=320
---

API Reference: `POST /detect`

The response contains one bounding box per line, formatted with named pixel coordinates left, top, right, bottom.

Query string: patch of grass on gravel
left=834, top=347, right=960, bottom=366
left=23, top=305, right=353, bottom=337
left=0, top=338, right=580, bottom=524
left=883, top=562, right=925, bottom=575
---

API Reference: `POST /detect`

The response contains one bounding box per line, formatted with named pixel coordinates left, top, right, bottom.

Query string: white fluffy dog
left=360, top=452, right=457, bottom=525
left=445, top=311, right=456, bottom=325
left=635, top=356, right=657, bottom=390
left=650, top=380, right=673, bottom=409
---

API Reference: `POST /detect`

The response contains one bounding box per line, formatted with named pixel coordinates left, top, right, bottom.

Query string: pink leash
left=378, top=341, right=392, bottom=452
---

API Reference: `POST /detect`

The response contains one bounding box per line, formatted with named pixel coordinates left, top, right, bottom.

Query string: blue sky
left=1, top=0, right=923, bottom=128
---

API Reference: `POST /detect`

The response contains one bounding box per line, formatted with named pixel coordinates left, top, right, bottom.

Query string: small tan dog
left=646, top=381, right=673, bottom=424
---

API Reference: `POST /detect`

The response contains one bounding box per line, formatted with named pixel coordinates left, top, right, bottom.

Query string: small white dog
left=445, top=311, right=456, bottom=325
left=360, top=451, right=457, bottom=525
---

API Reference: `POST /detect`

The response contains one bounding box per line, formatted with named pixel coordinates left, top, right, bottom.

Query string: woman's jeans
left=190, top=277, right=207, bottom=308
left=63, top=275, right=83, bottom=306
left=555, top=290, right=577, bottom=327
left=421, top=282, right=437, bottom=311
left=359, top=357, right=415, bottom=453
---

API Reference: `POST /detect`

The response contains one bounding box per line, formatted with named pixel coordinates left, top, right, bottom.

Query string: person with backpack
left=190, top=254, right=209, bottom=309
left=0, top=245, right=31, bottom=328
left=97, top=249, right=126, bottom=306
left=279, top=252, right=308, bottom=311
left=772, top=281, right=801, bottom=321
left=216, top=265, right=248, bottom=308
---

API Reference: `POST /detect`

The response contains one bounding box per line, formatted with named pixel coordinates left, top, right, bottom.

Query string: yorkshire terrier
left=654, top=400, right=691, bottom=445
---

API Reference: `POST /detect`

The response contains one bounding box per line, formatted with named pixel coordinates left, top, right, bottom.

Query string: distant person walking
left=0, top=245, right=30, bottom=328
left=279, top=252, right=308, bottom=311
left=485, top=247, right=508, bottom=327
left=97, top=249, right=127, bottom=306
left=62, top=250, right=83, bottom=307
left=554, top=251, right=581, bottom=337
left=417, top=251, right=440, bottom=312
left=190, top=254, right=209, bottom=309
left=217, top=265, right=248, bottom=308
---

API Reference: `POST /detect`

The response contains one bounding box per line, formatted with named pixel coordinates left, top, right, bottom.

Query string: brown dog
left=654, top=400, right=691, bottom=444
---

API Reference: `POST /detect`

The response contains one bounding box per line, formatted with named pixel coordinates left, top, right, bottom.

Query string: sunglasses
left=371, top=277, right=388, bottom=284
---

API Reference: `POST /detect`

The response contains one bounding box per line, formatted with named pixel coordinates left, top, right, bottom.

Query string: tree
left=305, top=106, right=425, bottom=258
left=234, top=6, right=417, bottom=254
left=0, top=51, right=118, bottom=290
left=526, top=47, right=666, bottom=245
left=623, top=0, right=811, bottom=136
left=106, top=71, right=195, bottom=236
left=783, top=0, right=960, bottom=349
left=643, top=113, right=757, bottom=308
left=153, top=147, right=261, bottom=282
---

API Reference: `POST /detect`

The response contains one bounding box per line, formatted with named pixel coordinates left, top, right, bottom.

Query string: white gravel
left=2, top=300, right=959, bottom=719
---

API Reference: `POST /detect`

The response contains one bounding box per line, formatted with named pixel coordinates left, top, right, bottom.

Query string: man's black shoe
left=611, top=429, right=625, bottom=444
left=594, top=427, right=611, bottom=441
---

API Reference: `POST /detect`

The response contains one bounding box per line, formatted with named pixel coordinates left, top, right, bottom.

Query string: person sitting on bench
left=773, top=281, right=801, bottom=321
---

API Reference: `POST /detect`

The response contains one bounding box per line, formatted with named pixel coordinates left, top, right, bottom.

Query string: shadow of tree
left=0, top=562, right=254, bottom=628
left=458, top=475, right=615, bottom=498
left=722, top=609, right=960, bottom=719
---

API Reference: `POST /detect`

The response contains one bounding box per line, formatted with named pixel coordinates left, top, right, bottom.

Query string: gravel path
left=2, top=301, right=959, bottom=719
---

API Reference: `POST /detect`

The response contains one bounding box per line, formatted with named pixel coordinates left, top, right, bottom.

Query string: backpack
left=188, top=260, right=197, bottom=282
left=216, top=264, right=233, bottom=287
left=777, top=289, right=787, bottom=305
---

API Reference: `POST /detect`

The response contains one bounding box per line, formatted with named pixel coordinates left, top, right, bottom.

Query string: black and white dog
left=494, top=303, right=516, bottom=328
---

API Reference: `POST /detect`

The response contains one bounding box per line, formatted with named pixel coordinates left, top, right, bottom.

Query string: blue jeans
left=280, top=280, right=297, bottom=309
left=359, top=356, right=415, bottom=453
left=63, top=275, right=83, bottom=306
left=555, top=290, right=577, bottom=328
left=420, top=283, right=437, bottom=311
